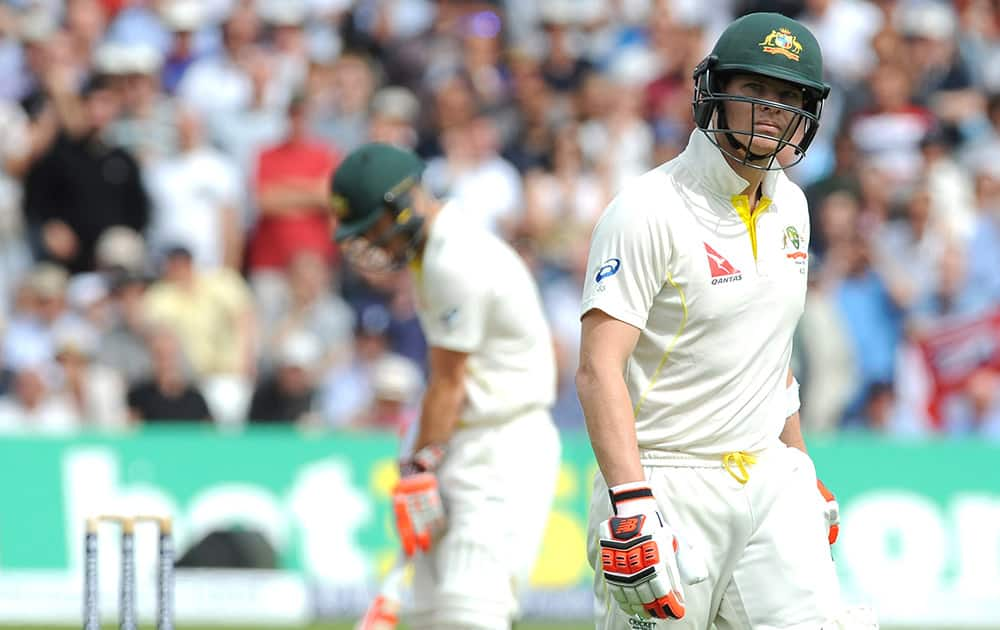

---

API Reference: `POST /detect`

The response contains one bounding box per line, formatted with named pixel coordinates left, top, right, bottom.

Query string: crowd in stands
left=0, top=0, right=997, bottom=438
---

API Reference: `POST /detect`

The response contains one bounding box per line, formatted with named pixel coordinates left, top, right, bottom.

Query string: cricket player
left=329, top=143, right=561, bottom=630
left=577, top=13, right=877, bottom=629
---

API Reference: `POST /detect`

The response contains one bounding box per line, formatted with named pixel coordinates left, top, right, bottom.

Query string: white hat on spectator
left=897, top=2, right=956, bottom=41
left=371, top=86, right=420, bottom=125
left=118, top=43, right=164, bottom=75
left=277, top=330, right=322, bottom=370
left=17, top=9, right=58, bottom=44
left=259, top=0, right=308, bottom=26
left=372, top=354, right=422, bottom=403
left=160, top=0, right=207, bottom=32
left=28, top=263, right=69, bottom=300
left=95, top=226, right=146, bottom=273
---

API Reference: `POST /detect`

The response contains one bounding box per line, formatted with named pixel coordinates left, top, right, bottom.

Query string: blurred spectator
left=799, top=0, right=883, bottom=86
left=24, top=73, right=150, bottom=273
left=100, top=41, right=176, bottom=165
left=127, top=326, right=212, bottom=423
left=368, top=85, right=421, bottom=148
left=257, top=250, right=354, bottom=375
left=832, top=235, right=906, bottom=424
left=52, top=319, right=128, bottom=429
left=351, top=353, right=423, bottom=431
left=0, top=362, right=79, bottom=433
left=247, top=329, right=321, bottom=425
left=942, top=368, right=1000, bottom=439
left=94, top=224, right=146, bottom=273
left=142, top=244, right=255, bottom=379
left=158, top=0, right=207, bottom=95
left=146, top=107, right=244, bottom=270
left=258, top=0, right=310, bottom=106
left=246, top=93, right=339, bottom=283
left=423, top=112, right=523, bottom=236
left=0, top=96, right=33, bottom=310
left=848, top=62, right=935, bottom=197
left=177, top=0, right=275, bottom=116
left=873, top=185, right=948, bottom=310
left=97, top=269, right=153, bottom=385
left=965, top=156, right=1000, bottom=303
left=908, top=242, right=993, bottom=328
left=310, top=50, right=375, bottom=153
left=2, top=262, right=78, bottom=369
left=919, top=124, right=975, bottom=239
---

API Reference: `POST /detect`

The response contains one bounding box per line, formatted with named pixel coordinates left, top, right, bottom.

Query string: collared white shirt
left=581, top=130, right=811, bottom=456
left=413, top=202, right=556, bottom=424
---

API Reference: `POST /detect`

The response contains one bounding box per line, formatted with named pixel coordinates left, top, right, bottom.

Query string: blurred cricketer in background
left=576, top=13, right=877, bottom=630
left=329, top=143, right=561, bottom=630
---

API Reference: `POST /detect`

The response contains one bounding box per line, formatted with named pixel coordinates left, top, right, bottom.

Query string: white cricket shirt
left=413, top=201, right=557, bottom=424
left=580, top=130, right=811, bottom=456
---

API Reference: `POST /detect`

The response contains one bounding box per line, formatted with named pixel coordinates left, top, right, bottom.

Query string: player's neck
left=726, top=156, right=767, bottom=208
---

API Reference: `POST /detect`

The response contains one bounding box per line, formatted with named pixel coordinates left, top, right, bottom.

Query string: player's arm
left=413, top=345, right=467, bottom=452
left=779, top=367, right=807, bottom=453
left=577, top=309, right=644, bottom=486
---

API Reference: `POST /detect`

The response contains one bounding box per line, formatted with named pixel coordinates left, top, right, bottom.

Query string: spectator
left=368, top=85, right=421, bottom=148
left=942, top=369, right=1000, bottom=439
left=158, top=0, right=207, bottom=95
left=176, top=0, right=272, bottom=116
left=247, top=329, right=321, bottom=425
left=257, top=250, right=354, bottom=375
left=52, top=319, right=128, bottom=430
left=127, top=326, right=212, bottom=423
left=351, top=353, right=423, bottom=431
left=2, top=262, right=78, bottom=369
left=246, top=92, right=339, bottom=286
left=23, top=73, right=150, bottom=273
left=97, top=269, right=154, bottom=386
left=310, top=50, right=376, bottom=153
left=146, top=107, right=244, bottom=270
left=142, top=244, right=255, bottom=380
left=0, top=362, right=79, bottom=433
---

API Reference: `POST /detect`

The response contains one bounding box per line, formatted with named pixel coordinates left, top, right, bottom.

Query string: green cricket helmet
left=329, top=143, right=426, bottom=269
left=692, top=12, right=831, bottom=169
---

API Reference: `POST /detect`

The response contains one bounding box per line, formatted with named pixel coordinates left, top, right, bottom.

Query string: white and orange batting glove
left=599, top=482, right=708, bottom=620
left=393, top=444, right=447, bottom=557
left=817, top=479, right=839, bottom=545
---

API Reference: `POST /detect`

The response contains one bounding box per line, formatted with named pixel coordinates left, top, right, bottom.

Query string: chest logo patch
left=705, top=242, right=743, bottom=285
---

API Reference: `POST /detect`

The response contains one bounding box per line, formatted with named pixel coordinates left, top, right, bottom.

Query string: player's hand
left=392, top=472, right=445, bottom=557
left=599, top=482, right=708, bottom=620
left=817, top=479, right=839, bottom=545
left=398, top=443, right=447, bottom=477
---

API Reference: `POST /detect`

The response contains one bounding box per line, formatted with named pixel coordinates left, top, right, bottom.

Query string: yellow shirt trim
left=633, top=272, right=687, bottom=418
left=730, top=195, right=772, bottom=261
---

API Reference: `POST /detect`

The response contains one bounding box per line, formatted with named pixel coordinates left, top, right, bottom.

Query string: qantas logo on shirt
left=705, top=243, right=742, bottom=285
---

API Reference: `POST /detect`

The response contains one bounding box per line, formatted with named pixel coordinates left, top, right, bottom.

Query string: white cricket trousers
left=588, top=443, right=842, bottom=630
left=410, top=408, right=561, bottom=630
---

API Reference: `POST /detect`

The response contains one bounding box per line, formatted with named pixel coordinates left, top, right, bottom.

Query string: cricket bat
left=354, top=555, right=408, bottom=630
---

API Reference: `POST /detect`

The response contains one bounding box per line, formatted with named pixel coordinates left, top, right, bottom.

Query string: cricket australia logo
left=705, top=242, right=742, bottom=285
left=759, top=27, right=803, bottom=61
left=783, top=225, right=808, bottom=271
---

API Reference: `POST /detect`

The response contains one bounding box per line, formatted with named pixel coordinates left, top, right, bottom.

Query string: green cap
left=709, top=12, right=828, bottom=96
left=329, top=143, right=425, bottom=241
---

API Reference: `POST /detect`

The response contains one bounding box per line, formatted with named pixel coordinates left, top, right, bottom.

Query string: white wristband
left=608, top=481, right=659, bottom=517
left=785, top=377, right=801, bottom=418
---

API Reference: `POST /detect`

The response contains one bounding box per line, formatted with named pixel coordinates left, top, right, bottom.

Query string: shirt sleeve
left=419, top=260, right=490, bottom=353
left=580, top=192, right=671, bottom=329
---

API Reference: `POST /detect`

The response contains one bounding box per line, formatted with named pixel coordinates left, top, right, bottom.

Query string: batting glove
left=392, top=472, right=445, bottom=557
left=817, top=479, right=839, bottom=545
left=599, top=481, right=708, bottom=620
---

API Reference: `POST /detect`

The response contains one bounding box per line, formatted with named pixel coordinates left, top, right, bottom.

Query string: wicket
left=84, top=514, right=174, bottom=630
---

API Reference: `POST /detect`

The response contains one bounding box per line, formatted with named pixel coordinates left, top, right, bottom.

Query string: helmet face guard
left=340, top=182, right=426, bottom=274
left=692, top=56, right=826, bottom=171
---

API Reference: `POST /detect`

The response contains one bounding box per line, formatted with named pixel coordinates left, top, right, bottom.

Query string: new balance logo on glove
left=599, top=482, right=708, bottom=620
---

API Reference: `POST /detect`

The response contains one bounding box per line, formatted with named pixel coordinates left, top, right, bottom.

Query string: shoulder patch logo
left=595, top=258, right=622, bottom=283
left=704, top=243, right=742, bottom=285
left=759, top=28, right=802, bottom=61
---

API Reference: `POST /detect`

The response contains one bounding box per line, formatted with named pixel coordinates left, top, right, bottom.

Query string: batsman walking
left=330, top=143, right=561, bottom=630
left=577, top=13, right=876, bottom=630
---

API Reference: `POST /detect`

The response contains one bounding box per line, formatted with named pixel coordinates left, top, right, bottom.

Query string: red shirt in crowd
left=247, top=140, right=340, bottom=272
